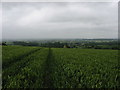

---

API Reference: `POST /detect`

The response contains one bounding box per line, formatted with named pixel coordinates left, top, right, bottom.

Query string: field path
left=3, top=48, right=41, bottom=69
left=2, top=48, right=42, bottom=88
left=43, top=48, right=54, bottom=88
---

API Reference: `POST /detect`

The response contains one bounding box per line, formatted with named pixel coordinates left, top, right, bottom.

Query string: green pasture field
left=2, top=46, right=119, bottom=88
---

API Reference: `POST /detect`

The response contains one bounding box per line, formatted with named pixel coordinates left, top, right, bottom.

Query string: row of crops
left=52, top=49, right=119, bottom=88
left=2, top=46, right=119, bottom=88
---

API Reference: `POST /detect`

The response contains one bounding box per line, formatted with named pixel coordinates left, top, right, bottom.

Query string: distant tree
left=2, top=42, right=7, bottom=46
left=13, top=41, right=39, bottom=46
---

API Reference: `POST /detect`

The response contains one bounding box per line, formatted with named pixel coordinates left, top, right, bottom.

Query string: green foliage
left=52, top=48, right=119, bottom=88
left=2, top=46, right=39, bottom=69
left=2, top=46, right=119, bottom=88
left=3, top=47, right=49, bottom=88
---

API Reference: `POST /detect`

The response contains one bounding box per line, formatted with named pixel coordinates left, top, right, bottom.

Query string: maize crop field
left=2, top=46, right=119, bottom=88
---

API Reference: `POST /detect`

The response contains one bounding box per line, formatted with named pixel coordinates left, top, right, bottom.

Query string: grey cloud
left=2, top=2, right=118, bottom=39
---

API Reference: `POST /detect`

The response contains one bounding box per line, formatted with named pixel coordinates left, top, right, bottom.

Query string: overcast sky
left=2, top=2, right=118, bottom=40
